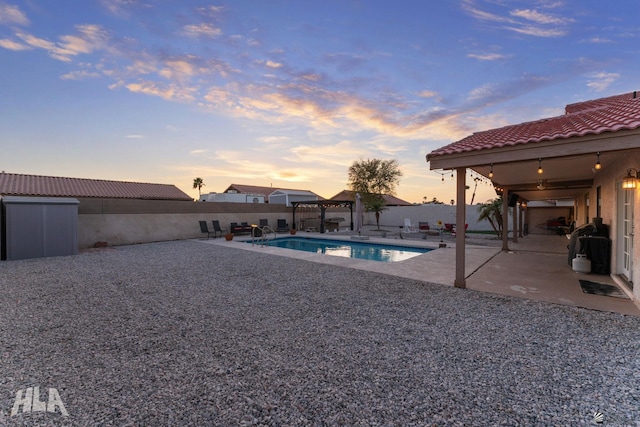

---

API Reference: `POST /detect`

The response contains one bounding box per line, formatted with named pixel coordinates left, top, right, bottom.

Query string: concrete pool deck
left=202, top=229, right=640, bottom=317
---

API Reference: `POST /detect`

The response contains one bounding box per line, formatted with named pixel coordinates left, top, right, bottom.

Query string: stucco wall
left=361, top=204, right=494, bottom=231
left=591, top=150, right=640, bottom=301
left=77, top=199, right=291, bottom=248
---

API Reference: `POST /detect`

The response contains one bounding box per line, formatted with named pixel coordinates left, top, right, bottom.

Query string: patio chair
left=276, top=219, right=289, bottom=232
left=199, top=221, right=215, bottom=239
left=403, top=218, right=418, bottom=233
left=259, top=218, right=268, bottom=227
left=211, top=220, right=226, bottom=238
left=418, top=222, right=430, bottom=232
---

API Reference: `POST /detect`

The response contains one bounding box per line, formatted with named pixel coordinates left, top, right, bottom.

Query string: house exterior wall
left=591, top=150, right=640, bottom=301
left=553, top=150, right=640, bottom=302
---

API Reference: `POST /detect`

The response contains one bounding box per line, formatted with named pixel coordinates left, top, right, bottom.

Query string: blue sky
left=1, top=1, right=638, bottom=203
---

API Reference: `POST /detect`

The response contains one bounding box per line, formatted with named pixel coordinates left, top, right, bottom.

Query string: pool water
left=250, top=237, right=432, bottom=262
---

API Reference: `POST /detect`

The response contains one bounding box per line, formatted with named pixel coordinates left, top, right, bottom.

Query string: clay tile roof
left=329, top=190, right=412, bottom=206
left=224, top=184, right=325, bottom=201
left=0, top=173, right=193, bottom=200
left=427, top=91, right=640, bottom=160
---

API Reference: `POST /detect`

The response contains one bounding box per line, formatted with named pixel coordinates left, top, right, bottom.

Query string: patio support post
left=454, top=167, right=466, bottom=288
left=518, top=205, right=524, bottom=238
left=513, top=201, right=518, bottom=243
left=502, top=188, right=509, bottom=251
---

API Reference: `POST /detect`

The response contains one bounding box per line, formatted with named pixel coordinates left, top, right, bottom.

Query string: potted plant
left=224, top=232, right=234, bottom=241
left=289, top=227, right=297, bottom=235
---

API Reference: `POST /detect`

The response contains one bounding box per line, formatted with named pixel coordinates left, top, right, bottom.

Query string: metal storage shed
left=1, top=196, right=79, bottom=260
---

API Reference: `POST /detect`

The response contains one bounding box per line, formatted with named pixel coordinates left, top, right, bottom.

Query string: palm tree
left=193, top=177, right=205, bottom=199
left=364, top=194, right=386, bottom=230
left=477, top=198, right=504, bottom=237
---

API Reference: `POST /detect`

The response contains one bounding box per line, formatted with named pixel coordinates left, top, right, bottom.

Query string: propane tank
left=572, top=253, right=591, bottom=273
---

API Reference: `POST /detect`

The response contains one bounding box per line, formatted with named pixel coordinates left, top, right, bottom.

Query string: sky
left=1, top=1, right=638, bottom=204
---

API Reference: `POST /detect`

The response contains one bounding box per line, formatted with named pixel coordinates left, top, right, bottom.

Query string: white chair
left=403, top=218, right=417, bottom=233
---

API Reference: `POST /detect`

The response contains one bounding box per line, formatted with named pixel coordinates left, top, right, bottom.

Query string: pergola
left=291, top=200, right=354, bottom=233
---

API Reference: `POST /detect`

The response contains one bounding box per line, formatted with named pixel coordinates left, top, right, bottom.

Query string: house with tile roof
left=220, top=184, right=323, bottom=203
left=427, top=91, right=640, bottom=306
left=0, top=172, right=192, bottom=201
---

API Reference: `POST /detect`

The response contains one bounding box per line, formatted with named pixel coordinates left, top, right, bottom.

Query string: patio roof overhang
left=428, top=128, right=640, bottom=202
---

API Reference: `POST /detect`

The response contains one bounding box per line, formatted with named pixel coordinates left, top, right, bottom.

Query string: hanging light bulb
left=595, top=152, right=602, bottom=170
left=537, top=158, right=543, bottom=174
left=441, top=173, right=444, bottom=182
left=488, top=163, right=494, bottom=179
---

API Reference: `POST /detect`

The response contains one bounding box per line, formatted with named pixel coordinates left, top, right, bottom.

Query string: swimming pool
left=249, top=237, right=432, bottom=262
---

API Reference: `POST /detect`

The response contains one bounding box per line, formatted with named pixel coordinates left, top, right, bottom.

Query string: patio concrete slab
left=202, top=231, right=640, bottom=317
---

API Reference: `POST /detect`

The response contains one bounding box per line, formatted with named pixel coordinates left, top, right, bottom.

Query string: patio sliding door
left=617, top=182, right=634, bottom=286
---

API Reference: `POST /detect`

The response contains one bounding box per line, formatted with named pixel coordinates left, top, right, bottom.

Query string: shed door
left=617, top=183, right=634, bottom=285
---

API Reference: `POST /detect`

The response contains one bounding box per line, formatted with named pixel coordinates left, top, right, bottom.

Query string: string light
left=595, top=152, right=602, bottom=170
left=537, top=158, right=543, bottom=174
left=488, top=163, right=494, bottom=179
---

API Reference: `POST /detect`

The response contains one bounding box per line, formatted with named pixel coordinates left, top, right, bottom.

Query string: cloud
left=60, top=70, right=101, bottom=80
left=125, top=80, right=198, bottom=101
left=100, top=0, right=144, bottom=16
left=0, top=3, right=29, bottom=26
left=462, top=0, right=572, bottom=38
left=265, top=60, right=282, bottom=69
left=0, top=38, right=30, bottom=50
left=418, top=90, right=439, bottom=98
left=125, top=134, right=144, bottom=138
left=15, top=24, right=110, bottom=61
left=510, top=9, right=571, bottom=25
left=585, top=37, right=612, bottom=44
left=586, top=72, right=619, bottom=92
left=467, top=52, right=508, bottom=61
left=183, top=23, right=222, bottom=38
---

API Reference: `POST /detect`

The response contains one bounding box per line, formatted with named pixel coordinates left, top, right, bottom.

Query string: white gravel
left=1, top=240, right=639, bottom=426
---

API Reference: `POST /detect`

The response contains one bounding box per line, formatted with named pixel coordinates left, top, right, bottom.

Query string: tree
left=193, top=177, right=205, bottom=198
left=478, top=198, right=504, bottom=237
left=348, top=159, right=402, bottom=229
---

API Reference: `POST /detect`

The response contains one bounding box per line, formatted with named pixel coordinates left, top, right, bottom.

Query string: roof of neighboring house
left=269, top=189, right=320, bottom=197
left=223, top=184, right=324, bottom=202
left=330, top=190, right=412, bottom=206
left=427, top=91, right=640, bottom=159
left=0, top=172, right=193, bottom=201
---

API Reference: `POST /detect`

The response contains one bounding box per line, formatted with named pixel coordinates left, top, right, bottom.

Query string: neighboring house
left=427, top=91, right=640, bottom=303
left=0, top=172, right=192, bottom=201
left=200, top=192, right=265, bottom=203
left=0, top=172, right=192, bottom=260
left=268, top=189, right=321, bottom=207
left=221, top=184, right=322, bottom=204
left=329, top=190, right=412, bottom=206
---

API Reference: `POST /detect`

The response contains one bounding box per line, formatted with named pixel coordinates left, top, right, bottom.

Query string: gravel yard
left=1, top=240, right=639, bottom=426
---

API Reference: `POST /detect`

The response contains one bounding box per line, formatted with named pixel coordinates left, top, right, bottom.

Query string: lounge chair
left=199, top=221, right=215, bottom=239
left=259, top=218, right=268, bottom=227
left=211, top=220, right=227, bottom=238
left=403, top=218, right=418, bottom=233
left=276, top=219, right=289, bottom=232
